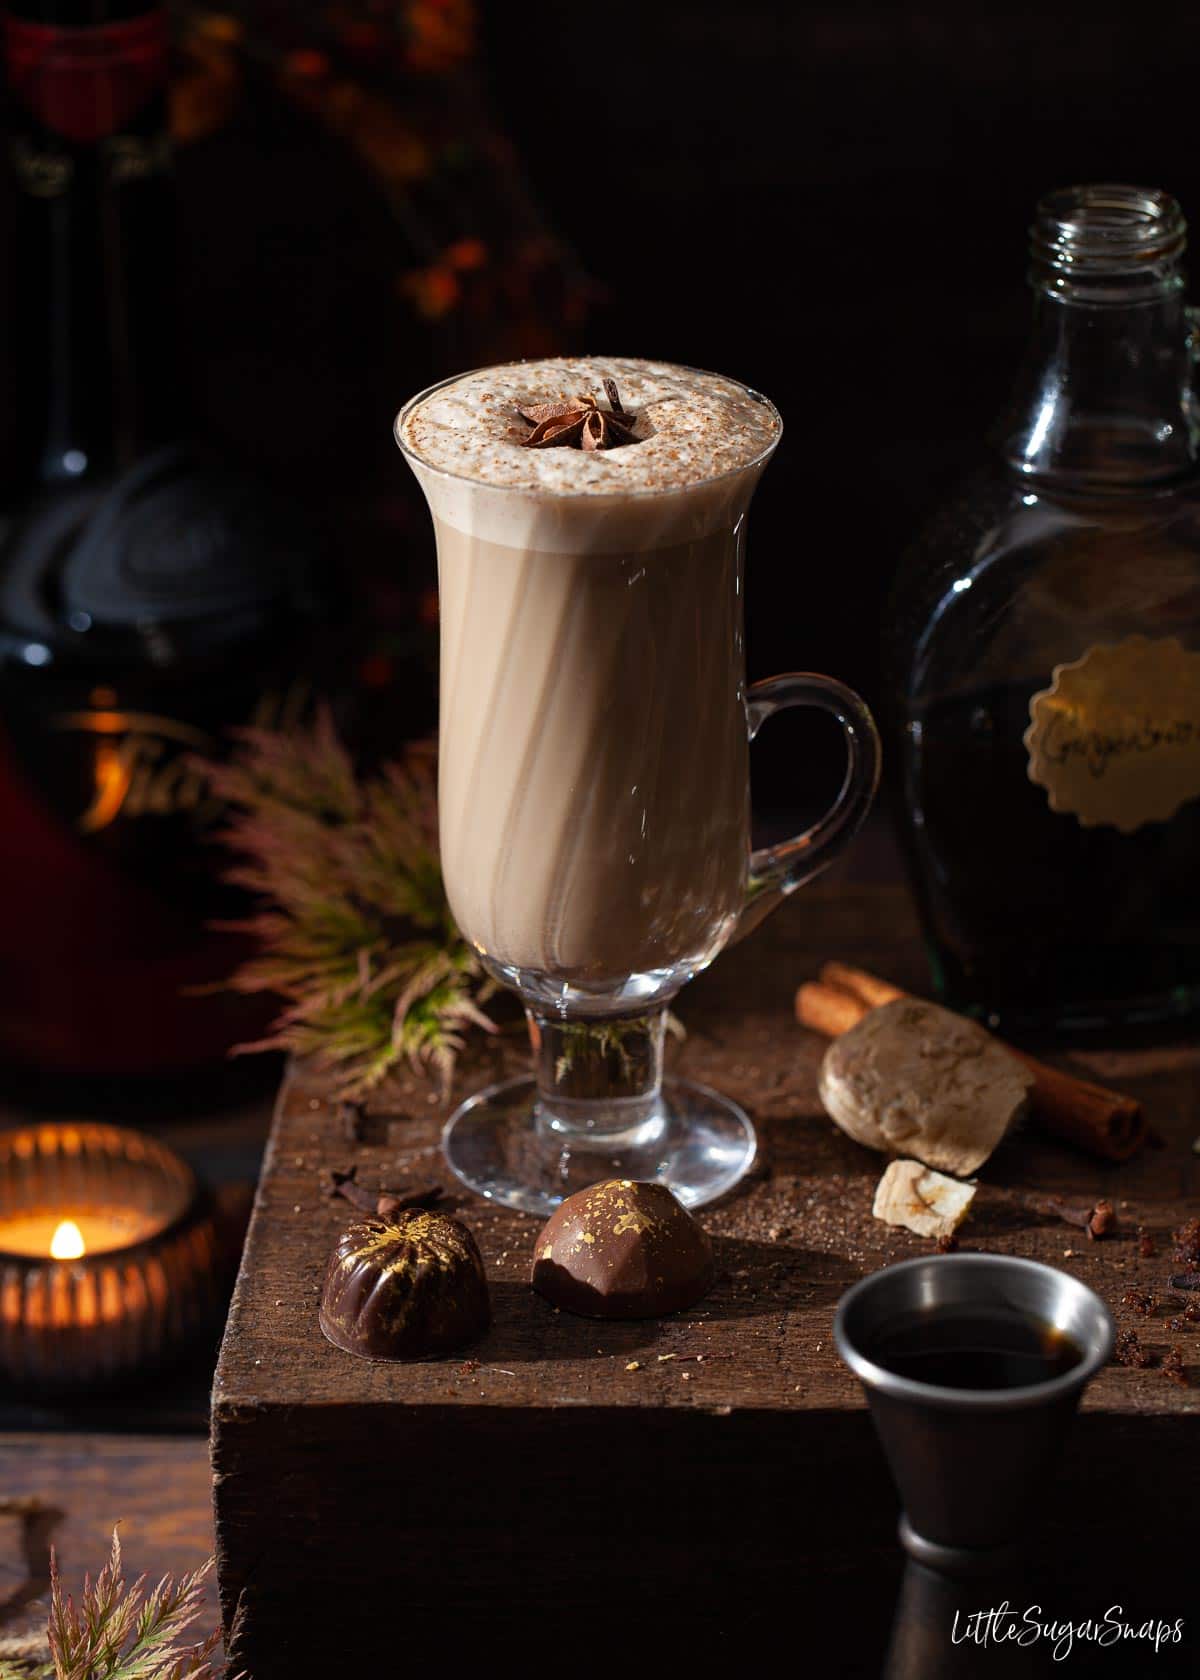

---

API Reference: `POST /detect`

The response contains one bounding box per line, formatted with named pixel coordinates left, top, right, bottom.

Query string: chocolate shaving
left=337, top=1100, right=368, bottom=1144
left=603, top=376, right=629, bottom=419
left=518, top=378, right=638, bottom=451
left=376, top=1187, right=446, bottom=1219
left=1169, top=1272, right=1200, bottom=1292
left=324, top=1165, right=445, bottom=1219
left=324, top=1165, right=369, bottom=1206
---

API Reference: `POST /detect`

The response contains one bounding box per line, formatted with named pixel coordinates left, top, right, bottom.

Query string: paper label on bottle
left=1024, top=635, right=1200, bottom=832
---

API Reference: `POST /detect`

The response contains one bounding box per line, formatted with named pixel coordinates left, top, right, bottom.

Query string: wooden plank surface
left=212, top=871, right=1200, bottom=1670
left=0, top=1435, right=216, bottom=1653
left=214, top=881, right=1200, bottom=1422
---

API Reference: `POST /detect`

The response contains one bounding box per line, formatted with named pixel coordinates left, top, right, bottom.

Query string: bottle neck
left=4, top=0, right=178, bottom=490
left=1003, top=185, right=1198, bottom=488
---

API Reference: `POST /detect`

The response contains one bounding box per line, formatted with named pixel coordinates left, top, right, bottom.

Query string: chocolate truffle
left=319, top=1210, right=489, bottom=1361
left=531, top=1179, right=714, bottom=1319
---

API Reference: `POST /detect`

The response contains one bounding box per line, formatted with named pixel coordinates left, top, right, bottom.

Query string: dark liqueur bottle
left=886, top=185, right=1200, bottom=1034
left=0, top=0, right=331, bottom=1090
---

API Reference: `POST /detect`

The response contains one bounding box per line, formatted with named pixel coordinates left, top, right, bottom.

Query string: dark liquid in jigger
left=867, top=1309, right=1084, bottom=1391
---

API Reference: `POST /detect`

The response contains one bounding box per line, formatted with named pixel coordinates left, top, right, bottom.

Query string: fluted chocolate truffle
left=531, top=1179, right=714, bottom=1319
left=319, top=1211, right=489, bottom=1361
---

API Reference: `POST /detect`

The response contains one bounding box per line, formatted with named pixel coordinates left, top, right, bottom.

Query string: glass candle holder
left=0, top=1122, right=222, bottom=1393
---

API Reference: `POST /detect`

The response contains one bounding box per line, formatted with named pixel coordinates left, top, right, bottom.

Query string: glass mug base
left=441, top=1074, right=757, bottom=1217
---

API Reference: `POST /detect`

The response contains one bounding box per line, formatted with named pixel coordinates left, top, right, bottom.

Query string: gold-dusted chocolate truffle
left=319, top=1210, right=489, bottom=1361
left=531, top=1179, right=714, bottom=1319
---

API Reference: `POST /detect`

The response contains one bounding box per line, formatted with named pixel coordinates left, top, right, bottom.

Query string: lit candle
left=0, top=1121, right=221, bottom=1392
left=0, top=1209, right=164, bottom=1259
left=51, top=1220, right=83, bottom=1260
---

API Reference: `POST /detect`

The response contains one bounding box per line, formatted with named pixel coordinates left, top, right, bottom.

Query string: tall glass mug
left=396, top=358, right=879, bottom=1213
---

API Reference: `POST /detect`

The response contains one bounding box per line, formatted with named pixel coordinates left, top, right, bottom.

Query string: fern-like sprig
left=200, top=710, right=495, bottom=1100
left=0, top=1528, right=231, bottom=1680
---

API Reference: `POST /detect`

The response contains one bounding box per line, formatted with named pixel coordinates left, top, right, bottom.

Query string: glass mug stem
left=529, top=1006, right=667, bottom=1144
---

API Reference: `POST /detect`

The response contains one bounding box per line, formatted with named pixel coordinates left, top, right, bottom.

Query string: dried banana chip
left=873, top=1158, right=977, bottom=1240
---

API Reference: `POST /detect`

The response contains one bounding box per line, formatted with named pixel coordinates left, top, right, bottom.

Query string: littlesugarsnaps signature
left=951, top=1603, right=1185, bottom=1661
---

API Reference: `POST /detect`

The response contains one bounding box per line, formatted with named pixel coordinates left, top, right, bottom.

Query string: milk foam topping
left=398, top=357, right=780, bottom=493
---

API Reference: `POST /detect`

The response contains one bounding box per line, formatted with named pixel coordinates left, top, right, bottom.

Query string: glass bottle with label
left=886, top=184, right=1200, bottom=1033
left=0, top=0, right=333, bottom=1091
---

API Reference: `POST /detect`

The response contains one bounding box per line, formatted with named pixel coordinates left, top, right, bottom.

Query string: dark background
left=142, top=0, right=1200, bottom=808
left=478, top=1, right=1196, bottom=712
left=2, top=2, right=1192, bottom=808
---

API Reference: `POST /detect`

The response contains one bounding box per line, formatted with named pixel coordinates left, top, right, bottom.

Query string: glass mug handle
left=737, top=673, right=882, bottom=941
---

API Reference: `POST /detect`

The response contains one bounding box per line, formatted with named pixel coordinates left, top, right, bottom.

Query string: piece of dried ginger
left=819, top=999, right=1032, bottom=1175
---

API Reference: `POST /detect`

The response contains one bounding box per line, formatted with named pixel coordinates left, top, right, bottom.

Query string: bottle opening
left=1031, top=184, right=1186, bottom=276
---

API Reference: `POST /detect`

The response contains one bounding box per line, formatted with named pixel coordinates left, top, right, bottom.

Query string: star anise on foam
left=517, top=377, right=638, bottom=450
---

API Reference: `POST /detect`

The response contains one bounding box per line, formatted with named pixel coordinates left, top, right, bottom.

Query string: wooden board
left=0, top=1435, right=216, bottom=1657
left=212, top=874, right=1200, bottom=1672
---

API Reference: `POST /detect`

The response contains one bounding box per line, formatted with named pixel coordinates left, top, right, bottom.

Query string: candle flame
left=50, top=1220, right=85, bottom=1260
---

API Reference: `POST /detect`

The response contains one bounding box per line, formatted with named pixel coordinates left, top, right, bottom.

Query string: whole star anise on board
left=518, top=376, right=638, bottom=450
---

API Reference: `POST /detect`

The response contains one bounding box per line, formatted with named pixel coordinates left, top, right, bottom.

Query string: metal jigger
left=882, top=1558, right=1037, bottom=1680
left=835, top=1254, right=1114, bottom=1575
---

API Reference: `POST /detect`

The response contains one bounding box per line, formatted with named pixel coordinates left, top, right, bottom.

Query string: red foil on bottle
left=4, top=10, right=167, bottom=145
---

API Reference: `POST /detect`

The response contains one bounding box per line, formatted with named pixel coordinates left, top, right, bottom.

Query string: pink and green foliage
left=201, top=710, right=494, bottom=1099
left=2, top=1528, right=229, bottom=1680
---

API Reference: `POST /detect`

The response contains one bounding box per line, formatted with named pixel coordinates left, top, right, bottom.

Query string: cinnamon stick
left=1006, top=1051, right=1144, bottom=1162
left=795, top=982, right=869, bottom=1038
left=795, top=966, right=1145, bottom=1164
left=819, top=962, right=905, bottom=1009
